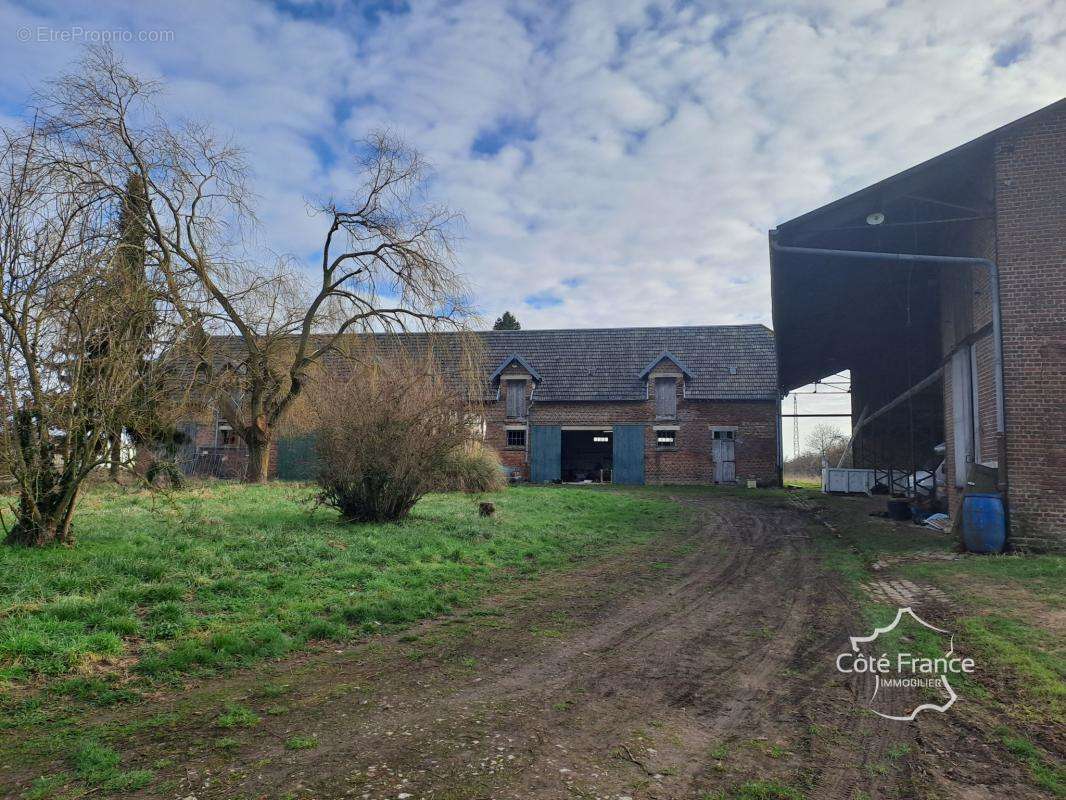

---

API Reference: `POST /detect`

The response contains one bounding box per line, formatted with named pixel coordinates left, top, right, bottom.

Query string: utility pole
left=792, top=394, right=800, bottom=458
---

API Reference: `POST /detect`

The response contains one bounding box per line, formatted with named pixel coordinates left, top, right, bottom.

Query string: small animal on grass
left=479, top=502, right=495, bottom=517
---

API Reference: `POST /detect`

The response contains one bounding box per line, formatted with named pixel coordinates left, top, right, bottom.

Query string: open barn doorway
left=561, top=428, right=613, bottom=483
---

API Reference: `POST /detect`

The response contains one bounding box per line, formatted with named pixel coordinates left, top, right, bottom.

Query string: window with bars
left=656, top=429, right=677, bottom=448
left=506, top=428, right=526, bottom=448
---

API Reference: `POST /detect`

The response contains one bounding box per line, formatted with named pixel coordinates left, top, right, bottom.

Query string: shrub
left=145, top=459, right=184, bottom=489
left=435, top=442, right=506, bottom=494
left=309, top=343, right=485, bottom=522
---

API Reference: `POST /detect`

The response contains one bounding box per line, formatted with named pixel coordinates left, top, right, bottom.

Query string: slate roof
left=473, top=325, right=777, bottom=401
left=197, top=325, right=778, bottom=403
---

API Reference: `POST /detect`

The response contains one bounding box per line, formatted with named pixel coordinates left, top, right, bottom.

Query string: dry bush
left=308, top=345, right=486, bottom=522
left=434, top=441, right=505, bottom=494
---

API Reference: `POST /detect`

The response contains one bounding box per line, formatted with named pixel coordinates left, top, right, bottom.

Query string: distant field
left=783, top=474, right=821, bottom=489
left=0, top=482, right=684, bottom=691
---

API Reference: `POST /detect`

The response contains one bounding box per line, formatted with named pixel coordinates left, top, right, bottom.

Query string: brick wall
left=938, top=104, right=1066, bottom=551
left=992, top=105, right=1066, bottom=550
left=484, top=366, right=778, bottom=485
left=138, top=411, right=278, bottom=481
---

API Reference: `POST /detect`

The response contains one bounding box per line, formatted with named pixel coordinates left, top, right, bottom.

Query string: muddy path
left=5, top=492, right=1044, bottom=799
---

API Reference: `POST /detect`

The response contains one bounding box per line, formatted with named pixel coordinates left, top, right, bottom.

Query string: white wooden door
left=712, top=429, right=736, bottom=483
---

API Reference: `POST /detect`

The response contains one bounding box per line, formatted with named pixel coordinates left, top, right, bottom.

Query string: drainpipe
left=776, top=395, right=785, bottom=487
left=770, top=241, right=1008, bottom=498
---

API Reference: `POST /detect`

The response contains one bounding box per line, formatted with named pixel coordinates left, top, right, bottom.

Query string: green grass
left=812, top=502, right=1065, bottom=725
left=807, top=492, right=1065, bottom=794
left=71, top=739, right=153, bottom=791
left=783, top=475, right=821, bottom=490
left=0, top=482, right=684, bottom=690
left=896, top=554, right=1065, bottom=723
left=702, top=780, right=807, bottom=799
left=995, top=727, right=1066, bottom=796
left=216, top=703, right=260, bottom=729
left=284, top=734, right=318, bottom=750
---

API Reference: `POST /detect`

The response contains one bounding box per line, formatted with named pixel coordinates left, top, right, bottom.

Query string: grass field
left=0, top=481, right=685, bottom=693
left=782, top=474, right=821, bottom=490
left=3, top=483, right=1063, bottom=798
left=807, top=492, right=1065, bottom=795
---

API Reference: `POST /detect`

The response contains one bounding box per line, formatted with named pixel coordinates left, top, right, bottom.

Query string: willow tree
left=44, top=47, right=471, bottom=482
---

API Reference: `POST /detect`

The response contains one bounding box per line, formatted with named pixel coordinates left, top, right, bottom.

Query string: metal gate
left=612, top=424, right=645, bottom=485
left=712, top=428, right=736, bottom=483
left=530, top=425, right=561, bottom=483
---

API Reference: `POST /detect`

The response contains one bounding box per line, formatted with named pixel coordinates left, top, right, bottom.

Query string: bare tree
left=806, top=423, right=847, bottom=464
left=42, top=48, right=472, bottom=482
left=0, top=123, right=175, bottom=545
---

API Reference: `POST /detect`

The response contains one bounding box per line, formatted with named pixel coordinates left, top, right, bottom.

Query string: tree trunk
left=5, top=489, right=77, bottom=547
left=109, top=433, right=122, bottom=482
left=245, top=437, right=271, bottom=483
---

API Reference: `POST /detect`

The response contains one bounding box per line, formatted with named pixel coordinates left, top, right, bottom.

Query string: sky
left=2, top=0, right=1064, bottom=455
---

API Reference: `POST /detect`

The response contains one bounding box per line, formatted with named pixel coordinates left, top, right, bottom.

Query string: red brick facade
left=940, top=103, right=1066, bottom=551
left=166, top=358, right=778, bottom=487
left=485, top=364, right=779, bottom=485
left=992, top=105, right=1066, bottom=549
left=137, top=410, right=278, bottom=481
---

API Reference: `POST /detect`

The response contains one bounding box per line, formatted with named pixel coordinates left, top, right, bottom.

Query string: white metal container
left=822, top=467, right=875, bottom=494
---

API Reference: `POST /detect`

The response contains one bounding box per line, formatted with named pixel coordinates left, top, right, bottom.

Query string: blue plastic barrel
left=962, top=493, right=1006, bottom=554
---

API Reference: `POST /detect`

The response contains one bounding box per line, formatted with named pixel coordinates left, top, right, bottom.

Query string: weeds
left=216, top=703, right=260, bottom=729
left=70, top=739, right=153, bottom=791
left=702, top=780, right=807, bottom=799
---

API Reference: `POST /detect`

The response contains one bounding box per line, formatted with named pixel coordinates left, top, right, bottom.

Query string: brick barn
left=175, top=325, right=780, bottom=487
left=770, top=99, right=1066, bottom=551
left=477, top=325, right=779, bottom=486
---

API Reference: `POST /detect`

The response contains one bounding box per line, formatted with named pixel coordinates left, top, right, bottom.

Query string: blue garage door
left=612, top=424, right=645, bottom=485
left=530, top=425, right=561, bottom=483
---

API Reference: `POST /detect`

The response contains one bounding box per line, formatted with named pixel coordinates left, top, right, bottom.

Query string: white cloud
left=0, top=0, right=1062, bottom=340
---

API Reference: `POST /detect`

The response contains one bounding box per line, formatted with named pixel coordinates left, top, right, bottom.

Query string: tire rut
left=102, top=492, right=915, bottom=800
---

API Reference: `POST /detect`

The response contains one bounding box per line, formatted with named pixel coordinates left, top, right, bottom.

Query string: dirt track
left=19, top=491, right=1047, bottom=799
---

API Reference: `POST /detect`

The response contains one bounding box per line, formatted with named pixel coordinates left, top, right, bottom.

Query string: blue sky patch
left=524, top=291, right=563, bottom=309
left=472, top=115, right=537, bottom=157
left=992, top=36, right=1031, bottom=67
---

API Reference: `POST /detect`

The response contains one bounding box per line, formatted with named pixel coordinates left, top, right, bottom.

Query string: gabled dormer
left=639, top=350, right=695, bottom=419
left=489, top=354, right=542, bottom=384
left=638, top=350, right=695, bottom=381
left=490, top=354, right=541, bottom=420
